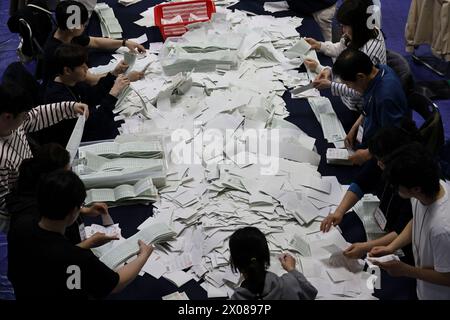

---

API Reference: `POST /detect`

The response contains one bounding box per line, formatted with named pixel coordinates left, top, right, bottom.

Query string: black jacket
left=287, top=0, right=337, bottom=15
left=32, top=73, right=119, bottom=147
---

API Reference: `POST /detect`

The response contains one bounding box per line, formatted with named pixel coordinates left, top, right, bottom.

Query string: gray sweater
left=231, top=270, right=318, bottom=300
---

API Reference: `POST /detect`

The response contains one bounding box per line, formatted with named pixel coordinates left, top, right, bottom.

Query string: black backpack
left=7, top=0, right=55, bottom=61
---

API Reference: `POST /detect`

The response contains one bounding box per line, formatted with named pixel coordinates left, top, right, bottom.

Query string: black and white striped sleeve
left=22, top=101, right=78, bottom=133
left=331, top=82, right=361, bottom=98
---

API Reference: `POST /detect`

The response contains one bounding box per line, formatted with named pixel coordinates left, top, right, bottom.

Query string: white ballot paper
left=290, top=82, right=315, bottom=95
left=366, top=254, right=400, bottom=266
left=67, top=113, right=86, bottom=165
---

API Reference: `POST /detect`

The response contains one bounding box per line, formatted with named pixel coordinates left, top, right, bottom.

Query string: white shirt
left=412, top=180, right=450, bottom=300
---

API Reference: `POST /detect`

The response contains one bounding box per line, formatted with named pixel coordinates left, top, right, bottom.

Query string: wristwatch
left=122, top=39, right=127, bottom=47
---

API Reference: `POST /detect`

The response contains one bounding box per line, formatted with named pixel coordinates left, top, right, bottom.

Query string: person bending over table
left=303, top=0, right=386, bottom=112
left=34, top=44, right=127, bottom=147
left=7, top=143, right=115, bottom=249
left=320, top=125, right=418, bottom=265
left=43, top=0, right=145, bottom=85
left=0, top=82, right=88, bottom=233
left=8, top=170, right=154, bottom=300
left=229, top=227, right=317, bottom=300
left=370, top=143, right=450, bottom=300
left=328, top=49, right=408, bottom=165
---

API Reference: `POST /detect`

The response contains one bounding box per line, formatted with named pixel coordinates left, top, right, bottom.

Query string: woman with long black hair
left=304, top=0, right=386, bottom=112
left=229, top=227, right=317, bottom=300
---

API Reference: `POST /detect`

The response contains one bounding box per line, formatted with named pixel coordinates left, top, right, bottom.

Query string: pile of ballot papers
left=99, top=222, right=177, bottom=269
left=94, top=3, right=123, bottom=39
left=74, top=138, right=168, bottom=189
left=85, top=177, right=159, bottom=207
left=87, top=5, right=378, bottom=300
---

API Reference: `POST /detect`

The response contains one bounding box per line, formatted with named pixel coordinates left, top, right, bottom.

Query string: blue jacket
left=361, top=64, right=409, bottom=145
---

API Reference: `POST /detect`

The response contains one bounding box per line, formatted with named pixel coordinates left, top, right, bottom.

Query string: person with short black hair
left=229, top=227, right=317, bottom=300
left=304, top=0, right=386, bottom=112
left=7, top=143, right=115, bottom=248
left=43, top=0, right=145, bottom=84
left=370, top=143, right=450, bottom=300
left=0, top=82, right=88, bottom=233
left=34, top=43, right=127, bottom=146
left=330, top=49, right=409, bottom=166
left=321, top=124, right=417, bottom=265
left=8, top=170, right=154, bottom=299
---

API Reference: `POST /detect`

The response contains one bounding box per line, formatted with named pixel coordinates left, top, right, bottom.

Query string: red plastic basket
left=154, top=0, right=216, bottom=40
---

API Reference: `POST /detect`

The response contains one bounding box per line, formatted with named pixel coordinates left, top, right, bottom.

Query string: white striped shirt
left=0, top=101, right=77, bottom=216
left=319, top=29, right=387, bottom=111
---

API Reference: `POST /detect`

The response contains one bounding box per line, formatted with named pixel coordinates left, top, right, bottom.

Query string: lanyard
left=379, top=182, right=394, bottom=225
left=413, top=201, right=429, bottom=267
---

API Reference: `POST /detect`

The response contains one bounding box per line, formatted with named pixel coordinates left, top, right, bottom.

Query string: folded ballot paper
left=85, top=177, right=158, bottom=206
left=94, top=3, right=123, bottom=39
left=366, top=254, right=400, bottom=266
left=326, top=148, right=355, bottom=166
left=85, top=223, right=121, bottom=239
left=100, top=222, right=176, bottom=269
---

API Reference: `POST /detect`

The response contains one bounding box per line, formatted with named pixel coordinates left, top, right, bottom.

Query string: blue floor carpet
left=0, top=0, right=449, bottom=300
left=379, top=0, right=450, bottom=139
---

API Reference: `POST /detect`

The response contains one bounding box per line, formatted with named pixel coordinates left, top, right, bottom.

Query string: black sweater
left=32, top=73, right=119, bottom=147
left=287, top=0, right=337, bottom=15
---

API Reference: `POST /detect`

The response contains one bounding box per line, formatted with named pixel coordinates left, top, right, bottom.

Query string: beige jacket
left=405, top=0, right=450, bottom=61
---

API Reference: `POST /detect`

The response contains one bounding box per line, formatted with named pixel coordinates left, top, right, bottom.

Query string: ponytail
left=245, top=258, right=266, bottom=298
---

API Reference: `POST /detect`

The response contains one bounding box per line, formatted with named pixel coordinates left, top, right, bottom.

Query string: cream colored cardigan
left=405, top=0, right=450, bottom=61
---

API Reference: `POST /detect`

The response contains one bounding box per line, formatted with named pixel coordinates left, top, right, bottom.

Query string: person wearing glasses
left=303, top=0, right=386, bottom=113
left=328, top=49, right=409, bottom=166
left=7, top=143, right=115, bottom=249
left=369, top=143, right=450, bottom=300
left=8, top=170, right=154, bottom=299
left=320, top=125, right=417, bottom=267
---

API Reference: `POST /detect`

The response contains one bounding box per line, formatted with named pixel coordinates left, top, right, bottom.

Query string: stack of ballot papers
left=352, top=194, right=385, bottom=241
left=75, top=139, right=167, bottom=189
left=85, top=224, right=121, bottom=238
left=79, top=140, right=164, bottom=159
left=92, top=5, right=380, bottom=300
left=326, top=148, right=354, bottom=166
left=85, top=177, right=158, bottom=206
left=100, top=222, right=176, bottom=269
left=94, top=3, right=123, bottom=39
left=75, top=152, right=164, bottom=174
